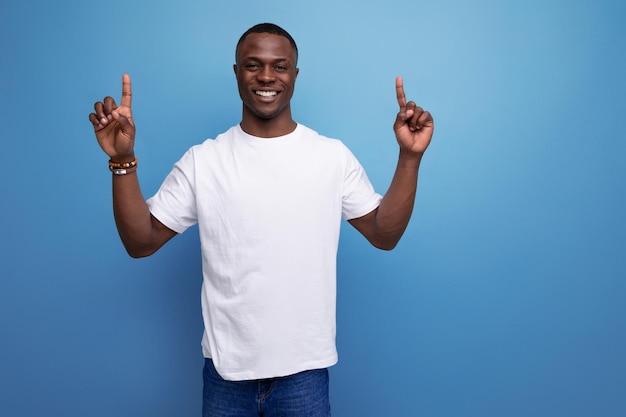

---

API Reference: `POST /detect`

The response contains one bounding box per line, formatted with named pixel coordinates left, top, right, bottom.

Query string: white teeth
left=255, top=90, right=277, bottom=97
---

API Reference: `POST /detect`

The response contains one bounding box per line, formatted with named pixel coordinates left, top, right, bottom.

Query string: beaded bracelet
left=108, top=158, right=138, bottom=169
left=108, top=158, right=138, bottom=175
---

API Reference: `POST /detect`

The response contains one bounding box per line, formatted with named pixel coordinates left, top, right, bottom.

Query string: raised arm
left=89, top=74, right=176, bottom=257
left=348, top=76, right=434, bottom=250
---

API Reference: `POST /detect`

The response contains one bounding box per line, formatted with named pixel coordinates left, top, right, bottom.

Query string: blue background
left=1, top=0, right=625, bottom=416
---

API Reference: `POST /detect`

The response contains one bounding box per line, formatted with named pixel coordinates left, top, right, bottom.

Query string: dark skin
left=234, top=33, right=299, bottom=138
left=88, top=33, right=434, bottom=256
left=348, top=76, right=434, bottom=249
left=88, top=74, right=175, bottom=257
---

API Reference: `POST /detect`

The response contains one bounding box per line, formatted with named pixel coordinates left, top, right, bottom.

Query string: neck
left=240, top=109, right=297, bottom=138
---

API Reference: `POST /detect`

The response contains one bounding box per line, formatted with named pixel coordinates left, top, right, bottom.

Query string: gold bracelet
left=108, top=158, right=138, bottom=169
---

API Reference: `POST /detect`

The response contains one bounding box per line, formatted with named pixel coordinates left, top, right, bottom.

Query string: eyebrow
left=243, top=56, right=292, bottom=64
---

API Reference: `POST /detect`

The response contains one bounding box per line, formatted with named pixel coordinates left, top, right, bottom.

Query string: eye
left=274, top=65, right=288, bottom=72
left=245, top=63, right=261, bottom=70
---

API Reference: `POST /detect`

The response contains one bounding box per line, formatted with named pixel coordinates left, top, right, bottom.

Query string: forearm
left=112, top=171, right=159, bottom=257
left=370, top=151, right=422, bottom=249
left=349, top=76, right=433, bottom=249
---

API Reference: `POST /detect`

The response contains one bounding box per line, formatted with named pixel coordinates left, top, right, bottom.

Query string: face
left=234, top=33, right=299, bottom=122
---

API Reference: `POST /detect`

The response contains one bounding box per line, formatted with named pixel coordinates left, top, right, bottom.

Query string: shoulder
left=296, top=123, right=348, bottom=151
left=186, top=125, right=239, bottom=153
left=172, top=125, right=239, bottom=170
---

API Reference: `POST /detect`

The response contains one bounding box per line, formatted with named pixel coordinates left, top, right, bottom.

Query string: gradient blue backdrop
left=1, top=0, right=624, bottom=416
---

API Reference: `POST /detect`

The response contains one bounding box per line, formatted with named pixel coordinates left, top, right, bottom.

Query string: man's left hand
left=393, top=76, right=434, bottom=156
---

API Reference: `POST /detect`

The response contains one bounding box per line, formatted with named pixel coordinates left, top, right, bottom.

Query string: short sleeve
left=341, top=144, right=382, bottom=220
left=146, top=149, right=198, bottom=234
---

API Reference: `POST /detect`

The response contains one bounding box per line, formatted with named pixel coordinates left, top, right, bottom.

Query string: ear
left=295, top=67, right=299, bottom=78
left=233, top=64, right=238, bottom=76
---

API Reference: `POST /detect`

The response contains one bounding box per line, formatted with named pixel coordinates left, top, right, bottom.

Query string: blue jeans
left=202, top=359, right=331, bottom=417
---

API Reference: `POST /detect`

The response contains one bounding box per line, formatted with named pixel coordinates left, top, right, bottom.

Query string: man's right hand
left=89, top=74, right=136, bottom=162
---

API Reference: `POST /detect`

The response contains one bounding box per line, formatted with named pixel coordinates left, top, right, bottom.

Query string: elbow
left=122, top=241, right=159, bottom=259
left=369, top=236, right=400, bottom=251
left=118, top=223, right=174, bottom=259
left=126, top=250, right=152, bottom=259
left=368, top=227, right=407, bottom=250
left=125, top=247, right=153, bottom=259
left=377, top=242, right=398, bottom=251
left=349, top=210, right=406, bottom=251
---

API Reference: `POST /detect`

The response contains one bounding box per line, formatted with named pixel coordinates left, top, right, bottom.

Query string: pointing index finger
left=121, top=73, right=132, bottom=108
left=396, top=76, right=407, bottom=109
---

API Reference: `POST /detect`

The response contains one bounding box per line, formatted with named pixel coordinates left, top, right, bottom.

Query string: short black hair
left=236, top=23, right=298, bottom=64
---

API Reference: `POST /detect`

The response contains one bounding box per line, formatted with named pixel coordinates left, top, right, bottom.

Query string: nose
left=258, top=66, right=275, bottom=83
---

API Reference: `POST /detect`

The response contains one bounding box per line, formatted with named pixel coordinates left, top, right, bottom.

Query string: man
left=89, top=23, right=433, bottom=417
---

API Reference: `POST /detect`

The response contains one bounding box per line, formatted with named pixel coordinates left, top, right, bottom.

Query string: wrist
left=398, top=149, right=423, bottom=169
left=108, top=157, right=138, bottom=175
left=109, top=154, right=136, bottom=164
left=110, top=165, right=138, bottom=176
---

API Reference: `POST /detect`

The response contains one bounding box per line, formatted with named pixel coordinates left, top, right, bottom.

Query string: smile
left=254, top=90, right=278, bottom=97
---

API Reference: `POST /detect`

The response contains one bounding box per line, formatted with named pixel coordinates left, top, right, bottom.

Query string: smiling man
left=234, top=27, right=299, bottom=136
left=89, top=23, right=433, bottom=417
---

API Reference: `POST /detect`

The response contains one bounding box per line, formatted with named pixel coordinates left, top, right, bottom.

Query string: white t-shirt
left=147, top=123, right=382, bottom=380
